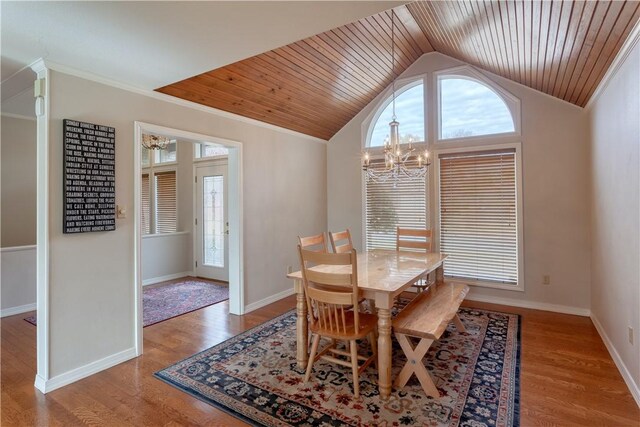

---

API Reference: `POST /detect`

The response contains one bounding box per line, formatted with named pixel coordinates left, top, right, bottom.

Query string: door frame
left=133, top=122, right=244, bottom=356
left=193, top=159, right=229, bottom=281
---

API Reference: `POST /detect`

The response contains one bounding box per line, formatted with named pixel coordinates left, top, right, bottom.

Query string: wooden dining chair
left=397, top=227, right=433, bottom=292
left=298, top=247, right=377, bottom=398
left=298, top=233, right=328, bottom=253
left=299, top=231, right=364, bottom=331
left=329, top=229, right=353, bottom=253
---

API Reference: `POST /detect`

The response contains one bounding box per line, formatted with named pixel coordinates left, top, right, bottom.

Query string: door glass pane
left=203, top=175, right=224, bottom=267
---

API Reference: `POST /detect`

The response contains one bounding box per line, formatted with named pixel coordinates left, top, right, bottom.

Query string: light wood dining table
left=287, top=249, right=448, bottom=400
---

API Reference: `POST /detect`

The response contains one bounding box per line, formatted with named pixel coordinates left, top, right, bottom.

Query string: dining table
left=287, top=249, right=448, bottom=400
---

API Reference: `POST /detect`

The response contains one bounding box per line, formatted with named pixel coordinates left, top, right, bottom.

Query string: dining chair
left=298, top=246, right=377, bottom=398
left=299, top=231, right=362, bottom=335
left=329, top=229, right=353, bottom=253
left=396, top=227, right=433, bottom=292
left=298, top=233, right=328, bottom=253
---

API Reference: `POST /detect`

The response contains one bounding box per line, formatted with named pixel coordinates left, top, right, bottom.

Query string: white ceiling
left=1, top=1, right=403, bottom=102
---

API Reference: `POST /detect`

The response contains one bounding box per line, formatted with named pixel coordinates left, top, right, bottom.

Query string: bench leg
left=394, top=333, right=440, bottom=398
left=453, top=314, right=467, bottom=333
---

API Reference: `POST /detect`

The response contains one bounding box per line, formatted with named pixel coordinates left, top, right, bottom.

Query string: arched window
left=367, top=81, right=425, bottom=147
left=438, top=75, right=517, bottom=140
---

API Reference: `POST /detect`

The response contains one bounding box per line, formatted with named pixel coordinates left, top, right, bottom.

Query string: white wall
left=1, top=246, right=37, bottom=315
left=142, top=232, right=191, bottom=284
left=588, top=39, right=640, bottom=401
left=2, top=88, right=36, bottom=119
left=1, top=115, right=37, bottom=247
left=328, top=52, right=591, bottom=314
left=42, top=69, right=326, bottom=382
left=141, top=139, right=197, bottom=284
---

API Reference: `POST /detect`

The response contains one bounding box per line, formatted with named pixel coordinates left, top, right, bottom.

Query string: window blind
left=365, top=174, right=427, bottom=250
left=439, top=150, right=518, bottom=284
left=141, top=173, right=150, bottom=234
left=154, top=170, right=177, bottom=233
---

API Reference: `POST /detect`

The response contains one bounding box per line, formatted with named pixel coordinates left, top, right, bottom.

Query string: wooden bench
left=392, top=282, right=469, bottom=397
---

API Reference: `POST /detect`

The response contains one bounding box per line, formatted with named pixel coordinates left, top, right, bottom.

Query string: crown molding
left=1, top=112, right=36, bottom=121
left=585, top=19, right=640, bottom=110
left=30, top=58, right=47, bottom=74
left=32, top=59, right=327, bottom=144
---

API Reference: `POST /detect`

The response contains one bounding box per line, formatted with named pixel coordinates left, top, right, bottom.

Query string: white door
left=195, top=164, right=228, bottom=281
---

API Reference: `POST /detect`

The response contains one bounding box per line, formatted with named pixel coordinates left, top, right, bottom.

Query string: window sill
left=444, top=276, right=524, bottom=292
left=142, top=230, right=189, bottom=240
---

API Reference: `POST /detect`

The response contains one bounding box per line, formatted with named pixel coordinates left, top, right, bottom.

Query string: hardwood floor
left=1, top=297, right=638, bottom=426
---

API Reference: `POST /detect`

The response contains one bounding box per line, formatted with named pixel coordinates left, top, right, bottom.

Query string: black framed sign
left=63, top=119, right=116, bottom=233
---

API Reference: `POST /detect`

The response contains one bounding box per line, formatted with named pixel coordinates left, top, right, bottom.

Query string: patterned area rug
left=24, top=279, right=229, bottom=327
left=155, top=307, right=520, bottom=426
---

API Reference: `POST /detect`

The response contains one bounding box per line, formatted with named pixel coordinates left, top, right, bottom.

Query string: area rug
left=24, top=279, right=229, bottom=327
left=155, top=307, right=521, bottom=426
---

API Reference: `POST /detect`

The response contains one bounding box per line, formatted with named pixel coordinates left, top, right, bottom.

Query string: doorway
left=133, top=122, right=244, bottom=355
left=195, top=163, right=229, bottom=282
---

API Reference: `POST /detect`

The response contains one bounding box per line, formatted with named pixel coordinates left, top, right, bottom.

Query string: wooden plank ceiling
left=158, top=1, right=640, bottom=140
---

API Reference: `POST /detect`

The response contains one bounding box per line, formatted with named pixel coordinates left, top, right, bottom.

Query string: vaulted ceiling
left=158, top=1, right=640, bottom=140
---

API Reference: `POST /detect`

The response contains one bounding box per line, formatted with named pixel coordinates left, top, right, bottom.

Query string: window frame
left=434, top=66, right=521, bottom=144
left=193, top=142, right=230, bottom=162
left=433, top=142, right=524, bottom=291
left=141, top=140, right=179, bottom=169
left=361, top=75, right=432, bottom=251
left=359, top=67, right=524, bottom=291
left=362, top=75, right=428, bottom=151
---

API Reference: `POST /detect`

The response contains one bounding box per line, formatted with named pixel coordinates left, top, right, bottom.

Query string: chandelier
left=362, top=10, right=430, bottom=183
left=142, top=133, right=173, bottom=150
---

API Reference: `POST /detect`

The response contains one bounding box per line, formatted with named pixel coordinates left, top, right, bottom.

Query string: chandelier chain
left=391, top=10, right=396, bottom=121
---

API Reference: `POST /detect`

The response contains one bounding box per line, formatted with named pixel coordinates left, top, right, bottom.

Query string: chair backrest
left=329, top=229, right=353, bottom=254
left=298, top=233, right=328, bottom=253
left=396, top=227, right=432, bottom=252
left=298, top=246, right=360, bottom=333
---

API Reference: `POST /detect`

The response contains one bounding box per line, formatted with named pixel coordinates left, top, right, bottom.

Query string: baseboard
left=465, top=293, right=591, bottom=317
left=34, top=374, right=47, bottom=392
left=142, top=271, right=194, bottom=286
left=244, top=288, right=295, bottom=314
left=33, top=347, right=137, bottom=394
left=591, top=314, right=640, bottom=407
left=1, top=303, right=37, bottom=318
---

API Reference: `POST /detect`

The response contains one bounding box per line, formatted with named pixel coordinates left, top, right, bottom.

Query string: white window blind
left=141, top=173, right=150, bottom=234
left=154, top=171, right=177, bottom=233
left=365, top=174, right=427, bottom=250
left=439, top=150, right=518, bottom=285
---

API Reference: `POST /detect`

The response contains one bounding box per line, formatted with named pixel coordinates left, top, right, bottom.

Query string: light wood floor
left=1, top=297, right=638, bottom=426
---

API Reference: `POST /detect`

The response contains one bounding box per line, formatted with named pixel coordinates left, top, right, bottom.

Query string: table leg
left=436, top=264, right=444, bottom=286
left=376, top=306, right=392, bottom=399
left=294, top=279, right=308, bottom=370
